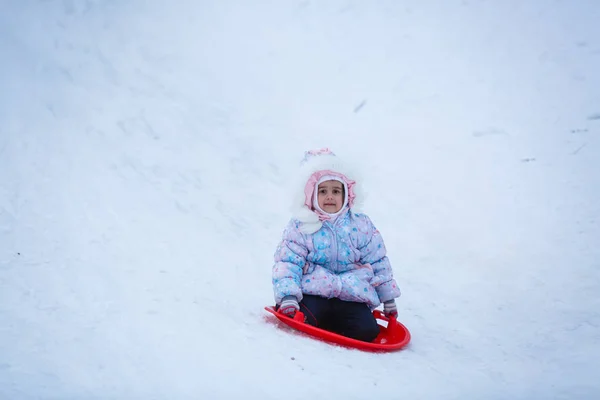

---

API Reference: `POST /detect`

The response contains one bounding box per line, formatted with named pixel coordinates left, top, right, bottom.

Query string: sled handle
left=373, top=309, right=397, bottom=323
left=276, top=307, right=306, bottom=322
left=293, top=311, right=305, bottom=322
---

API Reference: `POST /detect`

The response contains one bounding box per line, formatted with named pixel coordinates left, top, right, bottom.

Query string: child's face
left=317, top=180, right=344, bottom=213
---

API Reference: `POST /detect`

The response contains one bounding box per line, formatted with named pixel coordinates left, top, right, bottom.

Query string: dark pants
left=299, top=295, right=380, bottom=342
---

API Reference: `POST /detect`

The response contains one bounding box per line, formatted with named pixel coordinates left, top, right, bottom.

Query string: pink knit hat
left=300, top=148, right=356, bottom=220
left=291, top=148, right=363, bottom=233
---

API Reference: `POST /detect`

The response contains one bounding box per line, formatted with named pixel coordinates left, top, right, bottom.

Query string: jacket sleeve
left=358, top=216, right=401, bottom=303
left=272, top=220, right=308, bottom=304
left=337, top=266, right=378, bottom=306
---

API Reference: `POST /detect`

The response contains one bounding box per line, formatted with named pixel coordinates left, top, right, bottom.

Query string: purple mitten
left=279, top=296, right=300, bottom=317
left=383, top=300, right=398, bottom=318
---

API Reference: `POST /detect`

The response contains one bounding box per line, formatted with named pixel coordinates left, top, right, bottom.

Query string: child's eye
left=333, top=189, right=341, bottom=194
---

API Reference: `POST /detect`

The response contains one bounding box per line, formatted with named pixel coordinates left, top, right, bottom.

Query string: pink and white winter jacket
left=272, top=209, right=401, bottom=308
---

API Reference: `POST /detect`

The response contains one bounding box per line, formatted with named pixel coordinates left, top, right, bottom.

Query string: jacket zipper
left=326, top=219, right=340, bottom=273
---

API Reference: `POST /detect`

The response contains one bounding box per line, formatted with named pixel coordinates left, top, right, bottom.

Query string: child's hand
left=383, top=300, right=398, bottom=318
left=279, top=296, right=300, bottom=317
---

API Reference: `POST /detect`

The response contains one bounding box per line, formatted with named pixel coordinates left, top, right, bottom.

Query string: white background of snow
left=1, top=1, right=599, bottom=399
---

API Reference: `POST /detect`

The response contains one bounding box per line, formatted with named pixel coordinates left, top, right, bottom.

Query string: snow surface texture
left=1, top=1, right=599, bottom=399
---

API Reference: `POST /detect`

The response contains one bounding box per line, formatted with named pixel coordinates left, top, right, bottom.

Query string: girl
left=272, top=148, right=401, bottom=342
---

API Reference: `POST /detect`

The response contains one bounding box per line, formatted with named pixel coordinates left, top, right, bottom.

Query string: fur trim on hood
left=290, top=148, right=365, bottom=234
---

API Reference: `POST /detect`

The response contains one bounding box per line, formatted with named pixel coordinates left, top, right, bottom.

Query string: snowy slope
left=1, top=1, right=599, bottom=399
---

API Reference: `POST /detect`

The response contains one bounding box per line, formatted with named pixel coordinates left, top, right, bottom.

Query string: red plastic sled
left=264, top=306, right=411, bottom=352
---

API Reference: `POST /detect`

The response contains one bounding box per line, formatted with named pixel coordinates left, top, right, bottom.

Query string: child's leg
left=330, top=299, right=380, bottom=342
left=299, top=295, right=335, bottom=330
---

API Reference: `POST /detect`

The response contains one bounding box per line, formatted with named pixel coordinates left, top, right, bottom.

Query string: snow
left=1, top=0, right=599, bottom=399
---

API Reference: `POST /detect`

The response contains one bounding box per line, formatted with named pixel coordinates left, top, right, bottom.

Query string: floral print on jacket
left=272, top=210, right=400, bottom=309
